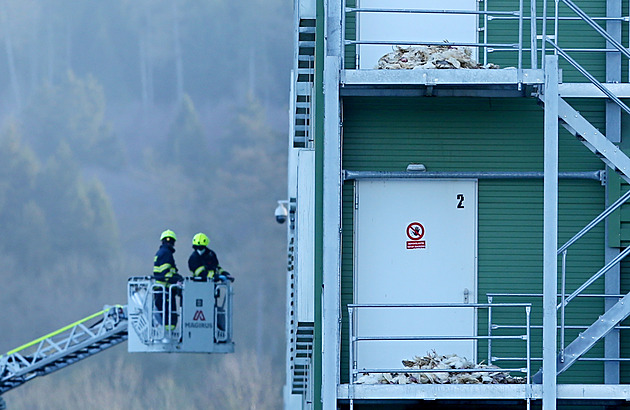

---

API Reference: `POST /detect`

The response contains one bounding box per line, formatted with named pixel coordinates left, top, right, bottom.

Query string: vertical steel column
left=322, top=55, right=341, bottom=410
left=605, top=0, right=622, bottom=384
left=322, top=0, right=343, bottom=406
left=543, top=55, right=559, bottom=410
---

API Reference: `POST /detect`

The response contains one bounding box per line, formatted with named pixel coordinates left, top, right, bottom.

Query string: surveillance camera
left=275, top=203, right=288, bottom=224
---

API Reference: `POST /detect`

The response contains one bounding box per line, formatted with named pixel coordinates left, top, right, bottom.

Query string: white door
left=358, top=0, right=479, bottom=69
left=354, top=179, right=478, bottom=371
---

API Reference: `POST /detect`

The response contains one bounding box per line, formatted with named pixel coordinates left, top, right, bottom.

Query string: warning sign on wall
left=406, top=222, right=426, bottom=249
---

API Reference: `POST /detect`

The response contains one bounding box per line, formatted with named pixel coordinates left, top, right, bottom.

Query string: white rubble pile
left=376, top=45, right=500, bottom=70
left=354, top=351, right=526, bottom=385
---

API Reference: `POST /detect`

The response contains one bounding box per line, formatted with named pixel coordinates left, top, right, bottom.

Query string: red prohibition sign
left=406, top=222, right=424, bottom=240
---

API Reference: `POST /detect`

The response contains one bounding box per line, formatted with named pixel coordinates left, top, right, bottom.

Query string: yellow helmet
left=192, top=232, right=209, bottom=247
left=160, top=229, right=177, bottom=242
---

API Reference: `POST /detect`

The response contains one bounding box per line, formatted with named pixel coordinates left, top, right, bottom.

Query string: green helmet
left=160, top=229, right=177, bottom=242
left=192, top=232, right=209, bottom=247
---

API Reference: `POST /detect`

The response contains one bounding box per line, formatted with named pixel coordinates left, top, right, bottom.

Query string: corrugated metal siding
left=340, top=97, right=607, bottom=384
left=340, top=182, right=354, bottom=384
left=344, top=0, right=356, bottom=69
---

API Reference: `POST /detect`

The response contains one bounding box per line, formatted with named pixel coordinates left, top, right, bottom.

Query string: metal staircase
left=531, top=68, right=630, bottom=385
left=551, top=291, right=630, bottom=380
left=0, top=305, right=127, bottom=395
left=293, top=19, right=315, bottom=148
left=558, top=98, right=630, bottom=184
left=291, top=324, right=314, bottom=394
left=520, top=0, right=630, bottom=384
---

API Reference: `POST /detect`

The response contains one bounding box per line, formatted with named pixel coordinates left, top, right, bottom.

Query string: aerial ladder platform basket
left=127, top=276, right=234, bottom=354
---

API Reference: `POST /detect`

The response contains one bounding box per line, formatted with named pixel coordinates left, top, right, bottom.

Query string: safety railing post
left=348, top=306, right=355, bottom=410
left=483, top=0, right=488, bottom=65
left=526, top=305, right=532, bottom=410
left=349, top=307, right=355, bottom=383
left=488, top=295, right=493, bottom=364
left=342, top=0, right=346, bottom=70
left=542, top=0, right=548, bottom=69
left=355, top=0, right=360, bottom=69
left=560, top=250, right=567, bottom=362
left=518, top=0, right=524, bottom=70
left=531, top=0, right=538, bottom=69
left=554, top=0, right=559, bottom=55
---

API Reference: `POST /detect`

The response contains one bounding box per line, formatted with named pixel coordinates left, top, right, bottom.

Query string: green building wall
left=331, top=0, right=630, bottom=392
left=339, top=97, right=611, bottom=384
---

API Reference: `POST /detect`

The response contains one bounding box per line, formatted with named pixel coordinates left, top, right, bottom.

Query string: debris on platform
left=354, top=351, right=526, bottom=385
left=375, top=45, right=500, bottom=70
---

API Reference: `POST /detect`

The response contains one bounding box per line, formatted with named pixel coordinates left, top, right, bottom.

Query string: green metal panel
left=344, top=0, right=356, bottom=69
left=340, top=96, right=607, bottom=384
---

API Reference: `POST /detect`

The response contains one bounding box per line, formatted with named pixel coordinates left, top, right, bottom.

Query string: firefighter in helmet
left=153, top=229, right=183, bottom=331
left=188, top=232, right=233, bottom=334
left=188, top=232, right=234, bottom=282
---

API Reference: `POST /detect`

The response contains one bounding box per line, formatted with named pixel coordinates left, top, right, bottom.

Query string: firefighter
left=188, top=232, right=234, bottom=282
left=153, top=229, right=183, bottom=333
left=188, top=232, right=233, bottom=334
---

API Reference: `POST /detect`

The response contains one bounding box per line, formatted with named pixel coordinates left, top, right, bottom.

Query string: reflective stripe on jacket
left=154, top=243, right=179, bottom=285
left=188, top=247, right=222, bottom=280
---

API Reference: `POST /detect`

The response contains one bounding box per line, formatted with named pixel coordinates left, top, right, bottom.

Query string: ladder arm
left=0, top=305, right=128, bottom=395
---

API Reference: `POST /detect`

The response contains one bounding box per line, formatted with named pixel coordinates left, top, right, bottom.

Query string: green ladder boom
left=0, top=305, right=127, bottom=395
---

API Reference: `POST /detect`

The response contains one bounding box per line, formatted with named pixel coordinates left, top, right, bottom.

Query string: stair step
left=558, top=98, right=630, bottom=184
left=299, top=19, right=316, bottom=28
left=299, top=32, right=315, bottom=42
left=533, top=291, right=630, bottom=383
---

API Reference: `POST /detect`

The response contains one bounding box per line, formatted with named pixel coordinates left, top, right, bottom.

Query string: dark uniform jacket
left=188, top=247, right=222, bottom=280
left=154, top=243, right=182, bottom=285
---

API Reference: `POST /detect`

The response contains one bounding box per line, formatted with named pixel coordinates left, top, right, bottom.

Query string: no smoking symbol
left=406, top=222, right=424, bottom=240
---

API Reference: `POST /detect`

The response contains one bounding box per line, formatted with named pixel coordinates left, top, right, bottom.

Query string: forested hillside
left=0, top=1, right=291, bottom=408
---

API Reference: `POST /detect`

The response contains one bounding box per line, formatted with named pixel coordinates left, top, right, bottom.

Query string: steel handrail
left=548, top=41, right=630, bottom=115
left=348, top=302, right=532, bottom=399
left=488, top=293, right=630, bottom=368
left=343, top=40, right=517, bottom=48
left=345, top=8, right=517, bottom=16
left=559, top=245, right=630, bottom=309
left=558, top=0, right=630, bottom=60
left=342, top=1, right=526, bottom=70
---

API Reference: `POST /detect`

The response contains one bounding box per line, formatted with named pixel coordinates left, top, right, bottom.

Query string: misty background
left=0, top=0, right=291, bottom=408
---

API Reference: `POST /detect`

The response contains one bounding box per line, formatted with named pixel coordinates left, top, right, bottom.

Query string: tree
left=0, top=121, right=41, bottom=261
left=23, top=71, right=126, bottom=169
left=165, top=94, right=208, bottom=177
